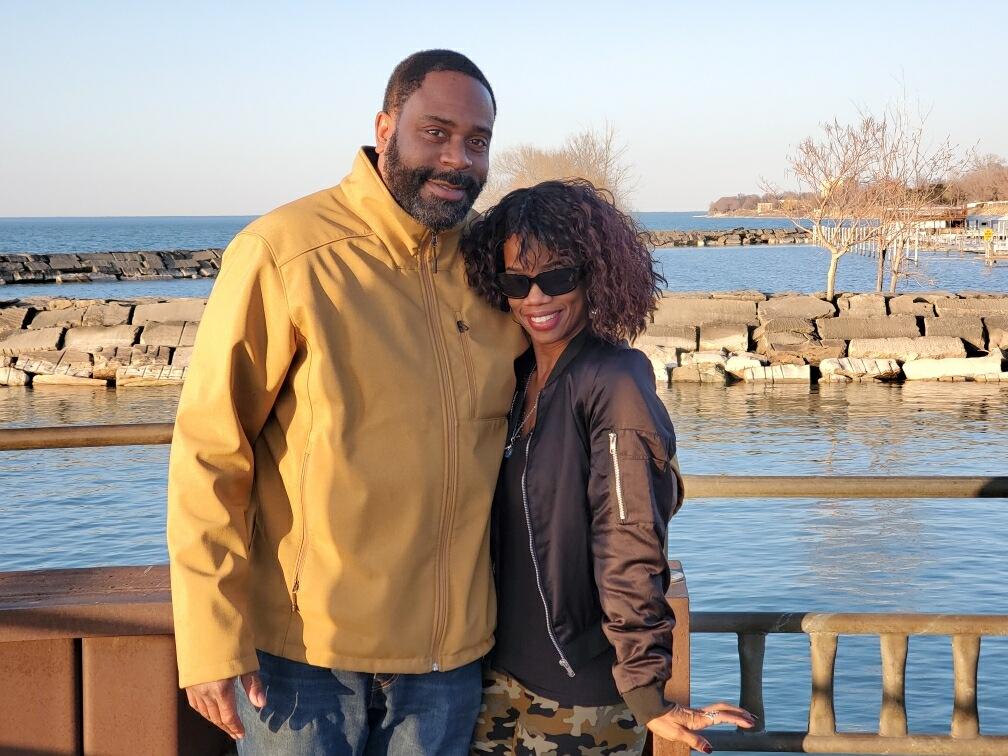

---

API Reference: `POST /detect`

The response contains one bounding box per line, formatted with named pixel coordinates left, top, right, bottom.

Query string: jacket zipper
left=420, top=234, right=459, bottom=671
left=520, top=428, right=576, bottom=678
left=609, top=432, right=628, bottom=523
left=455, top=314, right=477, bottom=417
left=290, top=451, right=312, bottom=612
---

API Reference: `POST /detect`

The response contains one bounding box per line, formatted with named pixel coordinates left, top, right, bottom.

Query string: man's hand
left=186, top=672, right=266, bottom=739
left=646, top=701, right=756, bottom=754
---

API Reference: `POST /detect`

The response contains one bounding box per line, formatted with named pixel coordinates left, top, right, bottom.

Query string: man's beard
left=383, top=133, right=484, bottom=232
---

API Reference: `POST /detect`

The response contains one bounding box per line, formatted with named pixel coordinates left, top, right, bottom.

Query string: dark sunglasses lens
left=497, top=273, right=531, bottom=298
left=537, top=267, right=580, bottom=295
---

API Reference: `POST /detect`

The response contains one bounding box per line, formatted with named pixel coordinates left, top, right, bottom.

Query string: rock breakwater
left=1, top=291, right=1006, bottom=389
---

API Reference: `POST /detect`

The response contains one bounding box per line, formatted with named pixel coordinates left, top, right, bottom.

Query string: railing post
left=951, top=634, right=981, bottom=738
left=808, top=632, right=838, bottom=736
left=737, top=632, right=766, bottom=731
left=653, top=561, right=690, bottom=756
left=879, top=633, right=908, bottom=736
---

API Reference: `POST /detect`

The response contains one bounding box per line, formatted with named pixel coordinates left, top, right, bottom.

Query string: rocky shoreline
left=0, top=228, right=807, bottom=286
left=0, top=250, right=222, bottom=284
left=1, top=291, right=1006, bottom=389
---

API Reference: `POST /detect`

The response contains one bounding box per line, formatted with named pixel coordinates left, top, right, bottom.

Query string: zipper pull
left=291, top=580, right=300, bottom=612
left=559, top=659, right=575, bottom=678
left=432, top=234, right=439, bottom=273
left=609, top=432, right=617, bottom=455
left=457, top=320, right=469, bottom=333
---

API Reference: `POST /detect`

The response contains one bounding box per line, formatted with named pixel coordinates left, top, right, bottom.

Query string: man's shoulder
left=240, top=185, right=375, bottom=267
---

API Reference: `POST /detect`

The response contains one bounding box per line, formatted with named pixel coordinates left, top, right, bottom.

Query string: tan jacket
left=167, top=148, right=526, bottom=688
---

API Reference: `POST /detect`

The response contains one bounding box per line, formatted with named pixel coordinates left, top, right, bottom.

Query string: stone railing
left=1, top=291, right=1007, bottom=388
left=639, top=291, right=1008, bottom=386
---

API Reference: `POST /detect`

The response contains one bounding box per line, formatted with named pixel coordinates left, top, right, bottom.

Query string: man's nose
left=441, top=137, right=472, bottom=171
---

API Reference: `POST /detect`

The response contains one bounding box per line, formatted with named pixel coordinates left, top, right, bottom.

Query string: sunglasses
left=496, top=266, right=582, bottom=298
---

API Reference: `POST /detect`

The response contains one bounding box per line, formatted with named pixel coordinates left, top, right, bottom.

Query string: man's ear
left=375, top=111, right=394, bottom=155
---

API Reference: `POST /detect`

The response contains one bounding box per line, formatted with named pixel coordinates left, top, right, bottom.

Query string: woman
left=462, top=180, right=754, bottom=755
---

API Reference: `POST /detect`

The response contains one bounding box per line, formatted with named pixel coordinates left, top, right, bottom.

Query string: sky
left=2, top=0, right=1007, bottom=216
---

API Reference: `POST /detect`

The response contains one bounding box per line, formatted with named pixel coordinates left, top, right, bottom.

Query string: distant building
left=756, top=201, right=776, bottom=214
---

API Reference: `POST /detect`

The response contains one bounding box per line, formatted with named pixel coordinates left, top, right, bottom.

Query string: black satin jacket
left=491, top=328, right=685, bottom=725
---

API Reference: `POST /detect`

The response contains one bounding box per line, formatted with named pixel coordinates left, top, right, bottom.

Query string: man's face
left=375, top=71, right=494, bottom=232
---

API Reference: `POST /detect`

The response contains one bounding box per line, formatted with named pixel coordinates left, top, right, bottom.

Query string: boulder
left=131, top=298, right=206, bottom=325
left=0, top=366, right=30, bottom=386
left=815, top=315, right=920, bottom=340
left=653, top=297, right=758, bottom=326
left=16, top=349, right=93, bottom=378
left=0, top=327, right=64, bottom=356
left=28, top=307, right=88, bottom=329
left=923, top=316, right=985, bottom=352
left=741, top=364, right=811, bottom=384
left=171, top=346, right=193, bottom=368
left=934, top=298, right=1008, bottom=318
left=725, top=352, right=767, bottom=378
left=0, top=307, right=30, bottom=331
left=670, top=363, right=729, bottom=384
left=753, top=318, right=815, bottom=340
left=760, top=337, right=846, bottom=366
left=847, top=336, right=966, bottom=361
left=710, top=290, right=767, bottom=302
left=116, top=364, right=188, bottom=387
left=758, top=296, right=836, bottom=322
left=699, top=323, right=749, bottom=353
left=681, top=350, right=728, bottom=367
left=33, top=374, right=108, bottom=387
left=820, top=357, right=901, bottom=381
left=63, top=325, right=139, bottom=351
left=888, top=295, right=938, bottom=317
left=985, top=317, right=1008, bottom=351
left=635, top=344, right=677, bottom=384
left=838, top=293, right=887, bottom=317
left=82, top=302, right=132, bottom=326
left=635, top=325, right=697, bottom=352
left=902, top=354, right=1004, bottom=381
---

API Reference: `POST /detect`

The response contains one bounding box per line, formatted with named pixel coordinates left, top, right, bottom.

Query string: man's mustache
left=416, top=167, right=482, bottom=196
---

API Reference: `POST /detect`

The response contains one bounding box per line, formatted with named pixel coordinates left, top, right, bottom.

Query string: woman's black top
left=489, top=430, right=622, bottom=707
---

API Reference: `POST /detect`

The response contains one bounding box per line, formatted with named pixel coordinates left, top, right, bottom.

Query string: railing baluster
left=951, top=634, right=981, bottom=738
left=879, top=633, right=908, bottom=736
left=737, top=632, right=766, bottom=731
left=808, top=632, right=838, bottom=735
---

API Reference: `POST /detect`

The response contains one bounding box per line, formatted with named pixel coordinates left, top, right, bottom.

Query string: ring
left=703, top=711, right=717, bottom=721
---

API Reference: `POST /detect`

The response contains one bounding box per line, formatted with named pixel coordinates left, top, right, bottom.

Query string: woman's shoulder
left=580, top=337, right=654, bottom=384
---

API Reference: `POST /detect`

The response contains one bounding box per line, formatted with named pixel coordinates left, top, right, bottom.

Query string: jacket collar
left=517, top=326, right=595, bottom=388
left=340, top=147, right=464, bottom=269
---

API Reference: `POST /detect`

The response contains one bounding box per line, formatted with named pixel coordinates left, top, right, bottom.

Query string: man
left=167, top=50, right=526, bottom=754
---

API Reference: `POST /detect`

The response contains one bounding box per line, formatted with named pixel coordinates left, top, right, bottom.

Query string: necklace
left=504, top=369, right=539, bottom=459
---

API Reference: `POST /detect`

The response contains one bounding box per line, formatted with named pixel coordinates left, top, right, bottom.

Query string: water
left=1, top=214, right=1007, bottom=751
left=1, top=215, right=1006, bottom=299
left=1, top=382, right=1006, bottom=751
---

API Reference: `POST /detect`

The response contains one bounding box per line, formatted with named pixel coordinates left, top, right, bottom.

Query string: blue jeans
left=235, top=650, right=482, bottom=756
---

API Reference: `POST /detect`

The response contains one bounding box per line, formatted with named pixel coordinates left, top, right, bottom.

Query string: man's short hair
left=383, top=49, right=496, bottom=116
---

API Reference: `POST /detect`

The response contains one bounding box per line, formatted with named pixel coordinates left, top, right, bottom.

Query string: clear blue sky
left=2, top=0, right=1006, bottom=216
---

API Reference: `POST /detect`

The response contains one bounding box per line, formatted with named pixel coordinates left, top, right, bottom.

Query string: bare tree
left=479, top=123, right=635, bottom=211
left=765, top=104, right=959, bottom=298
left=765, top=116, right=885, bottom=300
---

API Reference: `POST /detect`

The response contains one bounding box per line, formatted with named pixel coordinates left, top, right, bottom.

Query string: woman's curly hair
left=461, top=179, right=665, bottom=343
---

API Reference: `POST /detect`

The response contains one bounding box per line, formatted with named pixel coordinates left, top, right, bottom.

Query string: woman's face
left=502, top=234, right=588, bottom=351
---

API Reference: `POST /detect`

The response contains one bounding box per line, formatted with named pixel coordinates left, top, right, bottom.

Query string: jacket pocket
left=455, top=312, right=477, bottom=418
left=604, top=428, right=672, bottom=525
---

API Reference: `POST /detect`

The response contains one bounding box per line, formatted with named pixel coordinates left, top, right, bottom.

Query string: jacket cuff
left=623, top=681, right=677, bottom=727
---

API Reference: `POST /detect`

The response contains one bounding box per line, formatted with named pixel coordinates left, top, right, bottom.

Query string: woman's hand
left=646, top=701, right=756, bottom=753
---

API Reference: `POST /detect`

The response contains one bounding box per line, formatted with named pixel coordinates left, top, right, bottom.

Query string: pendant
left=504, top=444, right=513, bottom=459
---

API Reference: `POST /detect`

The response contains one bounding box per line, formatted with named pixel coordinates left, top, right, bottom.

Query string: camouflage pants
left=470, top=668, right=646, bottom=756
